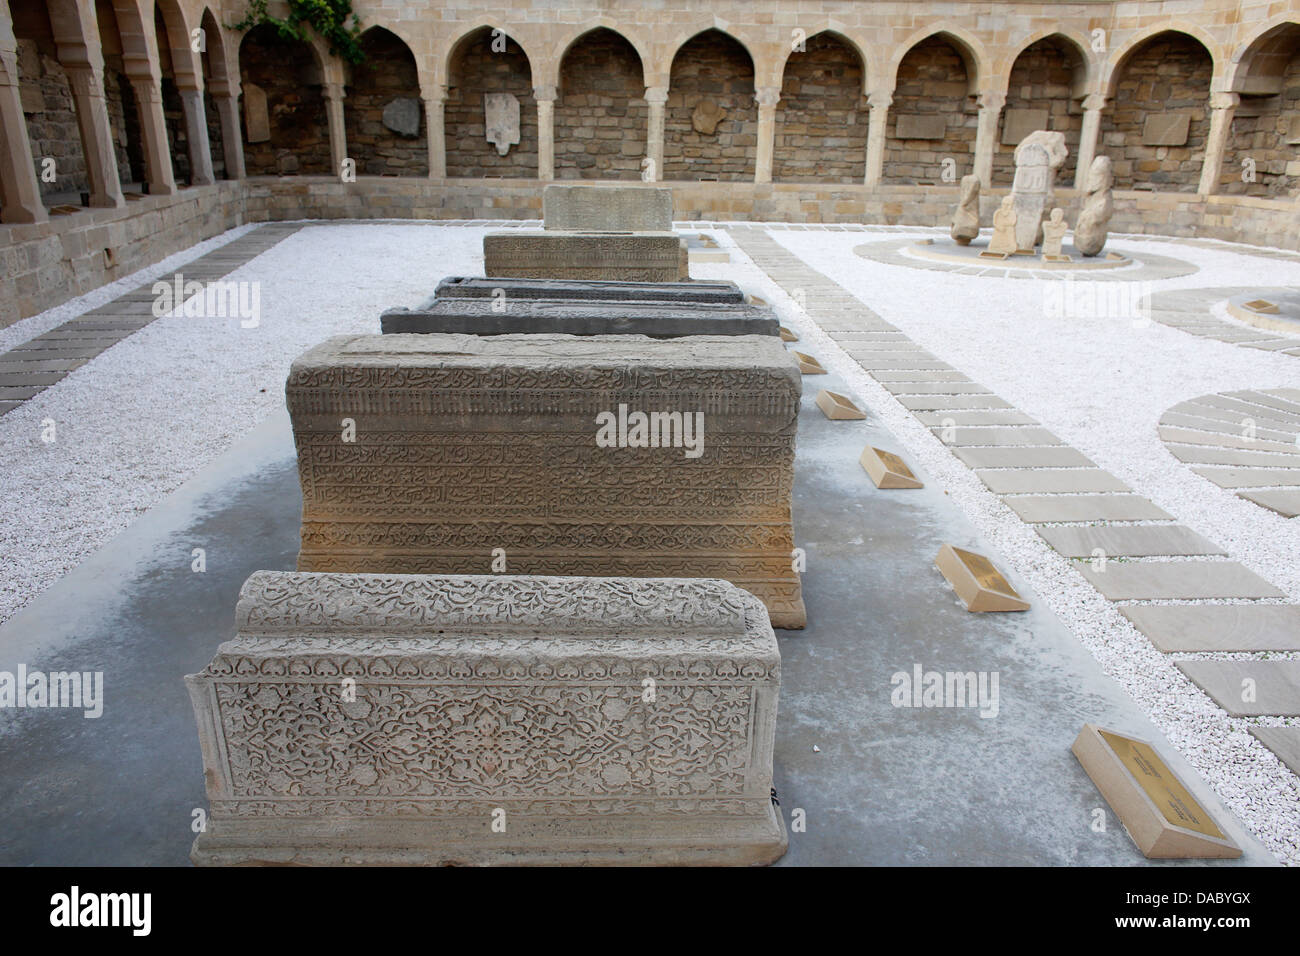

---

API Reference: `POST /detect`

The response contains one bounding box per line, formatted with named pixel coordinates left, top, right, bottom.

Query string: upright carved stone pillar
left=208, top=84, right=245, bottom=180
left=754, top=87, right=780, bottom=184
left=535, top=84, right=556, bottom=180
left=130, top=75, right=177, bottom=195
left=0, top=47, right=46, bottom=223
left=973, top=91, right=1005, bottom=189
left=323, top=82, right=348, bottom=177
left=1199, top=91, right=1239, bottom=196
left=179, top=86, right=214, bottom=185
left=64, top=65, right=124, bottom=207
left=424, top=87, right=446, bottom=179
left=1073, top=93, right=1106, bottom=190
left=864, top=90, right=892, bottom=187
left=644, top=85, right=667, bottom=182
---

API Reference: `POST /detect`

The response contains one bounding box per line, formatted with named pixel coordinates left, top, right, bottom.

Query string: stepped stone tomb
left=431, top=277, right=745, bottom=304
left=186, top=571, right=786, bottom=866
left=286, top=332, right=806, bottom=628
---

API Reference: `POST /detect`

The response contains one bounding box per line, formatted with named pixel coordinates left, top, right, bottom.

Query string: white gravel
left=693, top=225, right=1300, bottom=865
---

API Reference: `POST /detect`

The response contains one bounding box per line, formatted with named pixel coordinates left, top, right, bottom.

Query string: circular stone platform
left=1226, top=291, right=1300, bottom=335
left=854, top=237, right=1198, bottom=281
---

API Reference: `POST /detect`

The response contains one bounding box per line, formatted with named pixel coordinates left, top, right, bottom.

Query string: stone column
left=754, top=86, right=780, bottom=184
left=1198, top=91, right=1239, bottom=196
left=424, top=88, right=446, bottom=179
left=323, top=81, right=348, bottom=177
left=644, top=85, right=667, bottom=182
left=535, top=84, right=556, bottom=180
left=129, top=75, right=176, bottom=195
left=864, top=90, right=892, bottom=187
left=973, top=91, right=1005, bottom=188
left=0, top=49, right=46, bottom=223
left=179, top=86, right=214, bottom=185
left=1073, top=93, right=1106, bottom=189
left=209, top=85, right=244, bottom=179
left=64, top=65, right=124, bottom=207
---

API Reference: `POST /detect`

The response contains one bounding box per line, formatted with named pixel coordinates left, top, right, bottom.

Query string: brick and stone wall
left=885, top=36, right=976, bottom=184
left=344, top=28, right=427, bottom=177
left=773, top=33, right=867, bottom=184
left=664, top=29, right=757, bottom=182
left=554, top=28, right=647, bottom=180
left=239, top=26, right=332, bottom=176
left=445, top=30, right=537, bottom=178
left=993, top=38, right=1083, bottom=186
left=1102, top=33, right=1213, bottom=191
left=1222, top=52, right=1300, bottom=198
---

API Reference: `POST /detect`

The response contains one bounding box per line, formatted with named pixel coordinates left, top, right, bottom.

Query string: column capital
left=976, top=90, right=1005, bottom=112
left=1210, top=91, right=1240, bottom=111
left=755, top=86, right=780, bottom=109
left=533, top=84, right=557, bottom=103
left=867, top=90, right=893, bottom=111
left=323, top=81, right=346, bottom=102
left=129, top=76, right=162, bottom=105
left=643, top=85, right=668, bottom=106
left=1081, top=93, right=1107, bottom=112
left=422, top=84, right=448, bottom=105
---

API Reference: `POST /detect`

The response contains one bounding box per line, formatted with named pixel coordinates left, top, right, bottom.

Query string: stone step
left=1120, top=604, right=1300, bottom=652
left=1176, top=661, right=1300, bottom=717
left=1077, top=561, right=1287, bottom=600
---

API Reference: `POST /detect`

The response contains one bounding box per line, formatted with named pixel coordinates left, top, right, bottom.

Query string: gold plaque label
left=954, top=548, right=1013, bottom=596
left=875, top=450, right=914, bottom=478
left=1099, top=731, right=1225, bottom=839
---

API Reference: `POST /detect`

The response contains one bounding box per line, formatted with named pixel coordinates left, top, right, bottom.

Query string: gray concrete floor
left=0, top=396, right=1277, bottom=865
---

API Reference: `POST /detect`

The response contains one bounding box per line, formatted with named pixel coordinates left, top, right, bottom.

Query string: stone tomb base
left=909, top=238, right=1130, bottom=270
left=484, top=231, right=688, bottom=282
left=287, top=333, right=805, bottom=628
left=432, top=276, right=744, bottom=304
left=186, top=572, right=786, bottom=866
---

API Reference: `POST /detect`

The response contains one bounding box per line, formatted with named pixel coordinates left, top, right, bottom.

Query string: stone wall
left=554, top=28, right=647, bottom=180
left=885, top=36, right=976, bottom=184
left=204, top=89, right=227, bottom=180
left=1221, top=53, right=1300, bottom=198
left=773, top=33, right=867, bottom=184
left=445, top=31, right=537, bottom=178
left=161, top=77, right=190, bottom=185
left=102, top=66, right=145, bottom=186
left=344, top=29, right=428, bottom=177
left=993, top=38, right=1082, bottom=186
left=1102, top=34, right=1213, bottom=191
left=664, top=30, right=757, bottom=182
left=238, top=27, right=332, bottom=176
left=15, top=39, right=89, bottom=198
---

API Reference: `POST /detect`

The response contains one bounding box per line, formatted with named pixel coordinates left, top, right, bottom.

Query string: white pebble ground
left=1, top=220, right=1296, bottom=864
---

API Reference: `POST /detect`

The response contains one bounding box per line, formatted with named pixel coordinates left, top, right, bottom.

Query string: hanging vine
left=232, top=0, right=366, bottom=64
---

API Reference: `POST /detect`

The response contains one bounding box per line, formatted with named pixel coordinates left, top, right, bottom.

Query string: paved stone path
left=0, top=224, right=303, bottom=417
left=729, top=224, right=1300, bottom=776
left=1159, top=388, right=1300, bottom=517
left=1144, top=287, right=1300, bottom=357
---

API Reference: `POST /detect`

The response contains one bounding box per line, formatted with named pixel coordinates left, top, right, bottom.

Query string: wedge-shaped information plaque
left=793, top=351, right=827, bottom=374
left=934, top=544, right=1029, bottom=611
left=1072, top=724, right=1242, bottom=859
left=860, top=446, right=923, bottom=488
left=816, top=389, right=866, bottom=421
left=779, top=326, right=799, bottom=342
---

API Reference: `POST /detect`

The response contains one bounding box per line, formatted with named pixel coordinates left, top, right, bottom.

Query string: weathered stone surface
left=484, top=232, right=686, bottom=282
left=1120, top=605, right=1300, bottom=652
left=484, top=92, right=520, bottom=156
left=1041, top=208, right=1068, bottom=258
left=951, top=445, right=1094, bottom=468
left=186, top=571, right=787, bottom=865
left=1236, top=488, right=1300, bottom=517
left=1000, top=108, right=1050, bottom=146
left=895, top=114, right=947, bottom=140
left=1250, top=727, right=1300, bottom=775
left=1003, top=494, right=1172, bottom=522
left=542, top=184, right=674, bottom=232
left=242, top=82, right=270, bottom=144
left=1010, top=131, right=1067, bottom=250
left=286, top=333, right=805, bottom=628
left=987, top=195, right=1019, bottom=255
left=976, top=468, right=1129, bottom=494
left=1074, top=156, right=1114, bottom=257
left=381, top=97, right=421, bottom=138
left=950, top=174, right=980, bottom=245
left=381, top=296, right=780, bottom=337
left=431, top=277, right=744, bottom=305
left=1037, top=524, right=1224, bottom=558
left=1077, top=560, right=1286, bottom=600
left=1176, top=660, right=1300, bottom=717
left=692, top=98, right=726, bottom=135
left=1142, top=112, right=1191, bottom=147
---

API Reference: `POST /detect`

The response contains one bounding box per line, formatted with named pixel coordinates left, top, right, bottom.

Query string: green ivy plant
left=232, top=0, right=365, bottom=64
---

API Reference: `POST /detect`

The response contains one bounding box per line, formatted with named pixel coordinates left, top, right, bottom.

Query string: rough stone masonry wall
left=664, top=30, right=757, bottom=182
left=16, top=39, right=89, bottom=198
left=773, top=33, right=867, bottom=184
left=161, top=77, right=190, bottom=184
left=239, top=29, right=332, bottom=176
left=993, top=39, right=1082, bottom=187
left=1221, top=53, right=1300, bottom=199
left=344, top=30, right=427, bottom=177
left=102, top=64, right=145, bottom=186
left=884, top=36, right=976, bottom=184
left=203, top=88, right=226, bottom=180
left=1101, top=35, right=1213, bottom=191
left=445, top=33, right=538, bottom=178
left=554, top=29, right=647, bottom=180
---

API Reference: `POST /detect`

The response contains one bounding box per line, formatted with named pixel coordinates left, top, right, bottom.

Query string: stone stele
left=242, top=82, right=270, bottom=144
left=483, top=232, right=687, bottom=281
left=986, top=195, right=1019, bottom=256
left=1074, top=155, right=1114, bottom=257
left=286, top=333, right=806, bottom=628
left=381, top=97, right=421, bottom=138
left=186, top=570, right=788, bottom=865
left=380, top=295, right=780, bottom=337
left=484, top=92, right=520, bottom=156
left=1011, top=130, right=1067, bottom=251
left=432, top=276, right=745, bottom=304
left=543, top=184, right=674, bottom=232
left=950, top=173, right=980, bottom=245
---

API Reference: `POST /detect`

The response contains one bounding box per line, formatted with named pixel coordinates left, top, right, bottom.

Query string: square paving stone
left=916, top=410, right=1038, bottom=426
left=1191, top=467, right=1300, bottom=489
left=1175, top=661, right=1300, bottom=717
left=896, top=394, right=1011, bottom=411
left=1235, top=488, right=1300, bottom=517
left=978, top=469, right=1130, bottom=494
left=1038, top=524, right=1224, bottom=558
left=1005, top=494, right=1173, bottom=523
left=1120, top=605, right=1300, bottom=652
left=1166, top=445, right=1300, bottom=467
left=882, top=382, right=993, bottom=395
left=1249, top=727, right=1300, bottom=775
left=951, top=445, right=1095, bottom=468
left=935, top=427, right=1063, bottom=447
left=1076, top=561, right=1286, bottom=600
